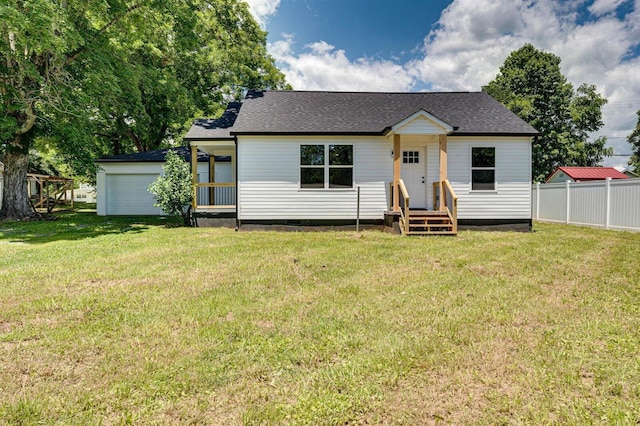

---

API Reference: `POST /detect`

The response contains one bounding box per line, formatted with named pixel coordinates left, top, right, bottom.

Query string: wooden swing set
left=27, top=173, right=74, bottom=213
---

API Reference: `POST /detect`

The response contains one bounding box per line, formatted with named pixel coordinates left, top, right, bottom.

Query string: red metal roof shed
left=546, top=166, right=630, bottom=182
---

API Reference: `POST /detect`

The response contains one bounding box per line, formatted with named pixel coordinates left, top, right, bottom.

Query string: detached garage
left=96, top=147, right=229, bottom=216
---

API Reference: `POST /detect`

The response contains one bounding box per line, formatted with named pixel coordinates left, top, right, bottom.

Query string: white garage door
left=105, top=174, right=163, bottom=215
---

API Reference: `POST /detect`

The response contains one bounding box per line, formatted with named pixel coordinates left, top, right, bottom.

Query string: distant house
left=623, top=168, right=639, bottom=178
left=66, top=183, right=97, bottom=204
left=98, top=90, right=539, bottom=234
left=546, top=166, right=629, bottom=183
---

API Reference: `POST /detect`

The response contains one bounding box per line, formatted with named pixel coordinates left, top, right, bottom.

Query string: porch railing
left=433, top=179, right=458, bottom=234
left=193, top=182, right=236, bottom=209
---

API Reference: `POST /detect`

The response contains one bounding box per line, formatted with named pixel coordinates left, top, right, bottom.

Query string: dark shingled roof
left=184, top=102, right=241, bottom=140
left=184, top=91, right=539, bottom=139
left=97, top=146, right=230, bottom=163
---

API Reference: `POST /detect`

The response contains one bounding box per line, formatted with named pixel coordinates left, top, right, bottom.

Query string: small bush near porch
left=1, top=214, right=639, bottom=424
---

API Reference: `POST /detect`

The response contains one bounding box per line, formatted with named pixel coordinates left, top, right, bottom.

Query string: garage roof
left=97, top=147, right=229, bottom=163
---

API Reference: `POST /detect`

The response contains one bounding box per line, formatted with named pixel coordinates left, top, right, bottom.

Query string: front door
left=401, top=147, right=427, bottom=208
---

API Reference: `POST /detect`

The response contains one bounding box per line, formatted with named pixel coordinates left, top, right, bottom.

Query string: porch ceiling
left=191, top=140, right=235, bottom=156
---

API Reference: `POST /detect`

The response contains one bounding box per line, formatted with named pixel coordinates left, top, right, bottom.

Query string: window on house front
left=471, top=147, right=496, bottom=190
left=403, top=151, right=419, bottom=164
left=300, top=144, right=353, bottom=189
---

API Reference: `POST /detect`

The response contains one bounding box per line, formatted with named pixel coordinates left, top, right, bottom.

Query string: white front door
left=401, top=147, right=427, bottom=208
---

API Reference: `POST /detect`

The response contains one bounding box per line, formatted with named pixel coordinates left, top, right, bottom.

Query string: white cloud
left=269, top=35, right=415, bottom=91
left=589, top=0, right=628, bottom=16
left=408, top=0, right=640, bottom=165
left=244, top=0, right=281, bottom=27
left=265, top=0, right=640, bottom=165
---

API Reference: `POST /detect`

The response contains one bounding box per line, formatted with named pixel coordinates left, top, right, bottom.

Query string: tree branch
left=126, top=128, right=145, bottom=153
left=65, top=2, right=145, bottom=65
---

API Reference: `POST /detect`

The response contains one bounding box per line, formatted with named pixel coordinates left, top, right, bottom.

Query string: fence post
left=356, top=186, right=360, bottom=232
left=535, top=182, right=540, bottom=220
left=565, top=180, right=571, bottom=224
left=605, top=177, right=611, bottom=230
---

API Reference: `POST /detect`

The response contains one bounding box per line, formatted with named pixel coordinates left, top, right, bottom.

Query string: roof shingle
left=184, top=102, right=241, bottom=140
left=184, top=90, right=539, bottom=139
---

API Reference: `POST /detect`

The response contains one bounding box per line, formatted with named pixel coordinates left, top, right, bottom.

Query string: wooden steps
left=400, top=209, right=456, bottom=235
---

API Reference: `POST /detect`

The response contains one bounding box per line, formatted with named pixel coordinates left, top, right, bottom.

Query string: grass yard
left=1, top=211, right=639, bottom=425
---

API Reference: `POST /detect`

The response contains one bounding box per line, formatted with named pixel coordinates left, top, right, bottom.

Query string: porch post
left=393, top=134, right=401, bottom=212
left=438, top=134, right=447, bottom=210
left=191, top=144, right=198, bottom=211
left=209, top=155, right=216, bottom=206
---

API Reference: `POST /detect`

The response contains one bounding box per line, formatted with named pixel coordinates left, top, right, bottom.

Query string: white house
left=66, top=183, right=97, bottom=204
left=180, top=90, right=539, bottom=234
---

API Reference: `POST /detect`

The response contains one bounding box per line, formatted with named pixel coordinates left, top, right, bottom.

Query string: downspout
left=235, top=135, right=239, bottom=231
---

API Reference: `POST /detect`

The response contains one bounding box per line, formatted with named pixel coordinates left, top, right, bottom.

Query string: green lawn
left=1, top=211, right=639, bottom=424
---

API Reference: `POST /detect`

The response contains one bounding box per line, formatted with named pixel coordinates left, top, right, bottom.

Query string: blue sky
left=267, top=0, right=451, bottom=62
left=245, top=0, right=640, bottom=167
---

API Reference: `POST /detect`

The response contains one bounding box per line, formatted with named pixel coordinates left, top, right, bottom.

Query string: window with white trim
left=300, top=144, right=353, bottom=189
left=471, top=147, right=495, bottom=190
left=403, top=151, right=419, bottom=164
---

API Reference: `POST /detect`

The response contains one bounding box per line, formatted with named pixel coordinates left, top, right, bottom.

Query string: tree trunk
left=0, top=150, right=34, bottom=220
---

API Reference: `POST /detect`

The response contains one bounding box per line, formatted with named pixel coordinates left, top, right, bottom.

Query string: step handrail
left=442, top=179, right=458, bottom=234
left=398, top=179, right=410, bottom=234
left=389, top=179, right=411, bottom=234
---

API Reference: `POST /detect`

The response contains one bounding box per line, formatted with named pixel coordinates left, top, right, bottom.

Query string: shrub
left=148, top=150, right=193, bottom=226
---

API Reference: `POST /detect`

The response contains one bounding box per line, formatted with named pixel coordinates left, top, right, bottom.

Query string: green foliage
left=148, top=150, right=193, bottom=225
left=483, top=44, right=612, bottom=182
left=0, top=0, right=288, bottom=218
left=88, top=0, right=289, bottom=155
left=627, top=110, right=640, bottom=172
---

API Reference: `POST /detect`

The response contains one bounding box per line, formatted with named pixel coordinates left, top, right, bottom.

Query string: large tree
left=1, top=0, right=287, bottom=219
left=483, top=44, right=611, bottom=182
left=627, top=110, right=640, bottom=173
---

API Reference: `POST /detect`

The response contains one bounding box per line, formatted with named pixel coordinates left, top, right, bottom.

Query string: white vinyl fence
left=532, top=178, right=640, bottom=232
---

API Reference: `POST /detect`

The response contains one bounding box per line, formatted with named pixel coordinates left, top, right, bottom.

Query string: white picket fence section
left=532, top=178, right=640, bottom=232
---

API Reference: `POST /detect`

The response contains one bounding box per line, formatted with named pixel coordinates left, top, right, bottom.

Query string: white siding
left=447, top=137, right=532, bottom=220
left=237, top=135, right=532, bottom=221
left=97, top=162, right=209, bottom=216
left=237, top=136, right=391, bottom=220
left=395, top=116, right=448, bottom=135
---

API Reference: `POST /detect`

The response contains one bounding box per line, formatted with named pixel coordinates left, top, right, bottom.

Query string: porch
left=389, top=133, right=458, bottom=235
left=188, top=141, right=236, bottom=216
